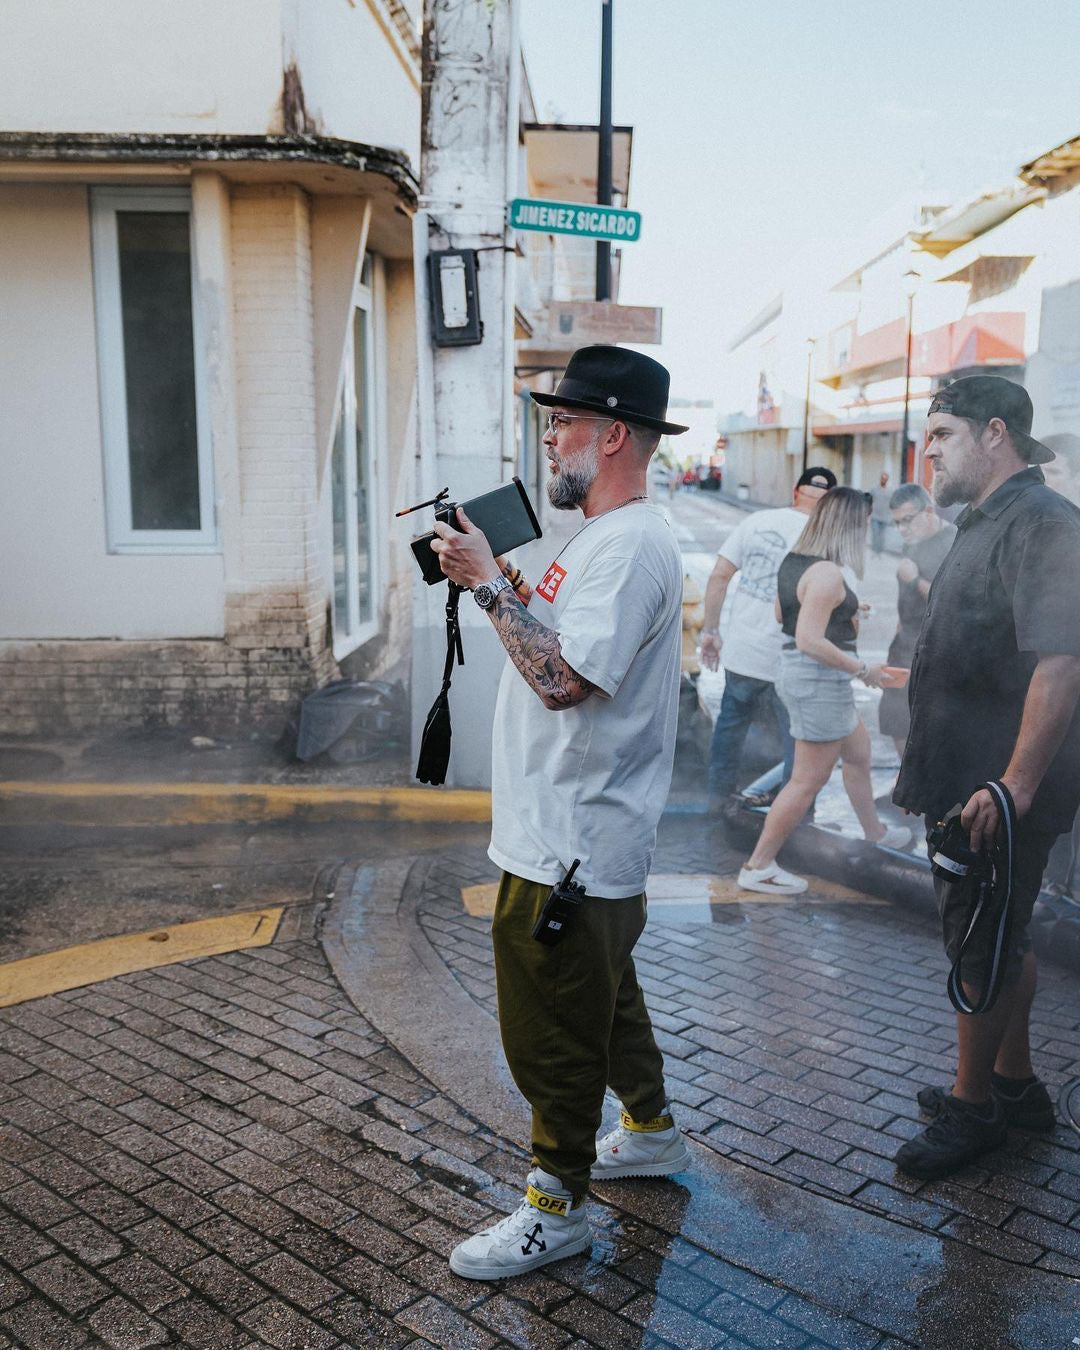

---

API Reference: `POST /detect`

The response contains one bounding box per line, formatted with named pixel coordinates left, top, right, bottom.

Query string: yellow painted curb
left=0, top=907, right=284, bottom=1008
left=462, top=872, right=881, bottom=917
left=0, top=782, right=493, bottom=827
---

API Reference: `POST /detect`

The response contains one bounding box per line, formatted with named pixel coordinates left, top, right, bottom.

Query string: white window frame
left=332, top=259, right=384, bottom=659
left=90, top=186, right=217, bottom=553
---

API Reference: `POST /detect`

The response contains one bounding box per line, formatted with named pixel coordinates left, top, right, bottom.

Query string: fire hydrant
left=681, top=572, right=704, bottom=675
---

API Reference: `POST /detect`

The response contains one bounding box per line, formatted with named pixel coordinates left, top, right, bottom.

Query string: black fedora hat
left=531, top=345, right=689, bottom=435
left=928, top=376, right=1054, bottom=464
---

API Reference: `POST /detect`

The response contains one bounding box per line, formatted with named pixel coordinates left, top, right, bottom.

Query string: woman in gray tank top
left=739, top=488, right=911, bottom=895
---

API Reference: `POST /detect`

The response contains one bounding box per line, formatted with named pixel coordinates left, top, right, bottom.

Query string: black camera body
left=403, top=477, right=542, bottom=586
left=928, top=813, right=989, bottom=883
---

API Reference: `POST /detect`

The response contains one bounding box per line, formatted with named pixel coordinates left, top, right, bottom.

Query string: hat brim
left=530, top=389, right=689, bottom=436
left=1016, top=430, right=1055, bottom=464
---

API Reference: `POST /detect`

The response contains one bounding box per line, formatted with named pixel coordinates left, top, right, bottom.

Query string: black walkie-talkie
left=532, top=860, right=586, bottom=947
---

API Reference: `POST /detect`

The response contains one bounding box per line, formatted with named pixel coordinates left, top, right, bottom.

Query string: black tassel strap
left=415, top=583, right=465, bottom=785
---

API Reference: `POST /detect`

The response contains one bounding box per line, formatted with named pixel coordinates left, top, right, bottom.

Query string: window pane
left=331, top=391, right=349, bottom=634
left=116, top=211, right=200, bottom=530
left=353, top=309, right=373, bottom=625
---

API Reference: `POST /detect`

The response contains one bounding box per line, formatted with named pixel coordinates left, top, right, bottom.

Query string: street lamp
left=899, top=268, right=920, bottom=484
left=801, top=337, right=817, bottom=473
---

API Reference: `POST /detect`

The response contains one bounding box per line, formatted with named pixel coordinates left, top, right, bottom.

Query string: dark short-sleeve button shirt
left=893, top=467, right=1080, bottom=833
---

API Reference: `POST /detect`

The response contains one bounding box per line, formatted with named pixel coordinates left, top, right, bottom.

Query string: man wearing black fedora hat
left=893, top=375, right=1080, bottom=1180
left=430, top=345, right=691, bottom=1279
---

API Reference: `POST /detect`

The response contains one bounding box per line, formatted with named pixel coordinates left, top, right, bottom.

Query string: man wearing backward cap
left=893, top=375, right=1080, bottom=1179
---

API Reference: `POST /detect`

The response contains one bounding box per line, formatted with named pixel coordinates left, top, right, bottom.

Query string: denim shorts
left=777, top=648, right=859, bottom=743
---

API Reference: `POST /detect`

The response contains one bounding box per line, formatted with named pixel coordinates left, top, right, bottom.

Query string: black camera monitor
left=410, top=477, right=543, bottom=585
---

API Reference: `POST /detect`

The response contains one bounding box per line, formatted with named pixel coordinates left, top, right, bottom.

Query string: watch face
left=474, top=576, right=507, bottom=609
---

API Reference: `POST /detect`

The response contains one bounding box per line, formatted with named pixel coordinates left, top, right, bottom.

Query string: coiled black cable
left=946, top=779, right=1017, bottom=1015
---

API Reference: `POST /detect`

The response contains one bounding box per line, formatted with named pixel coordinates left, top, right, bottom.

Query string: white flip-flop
left=737, top=864, right=808, bottom=895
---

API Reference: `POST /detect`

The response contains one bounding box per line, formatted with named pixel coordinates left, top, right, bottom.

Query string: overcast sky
left=520, top=0, right=1080, bottom=401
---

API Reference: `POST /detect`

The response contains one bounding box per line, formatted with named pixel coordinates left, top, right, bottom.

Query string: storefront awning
left=911, top=185, right=1044, bottom=257
left=1020, top=134, right=1080, bottom=190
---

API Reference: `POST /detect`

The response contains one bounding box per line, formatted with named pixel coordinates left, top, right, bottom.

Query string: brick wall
left=0, top=639, right=317, bottom=736
left=229, top=184, right=335, bottom=690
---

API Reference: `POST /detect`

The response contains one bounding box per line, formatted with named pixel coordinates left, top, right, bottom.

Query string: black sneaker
left=990, top=1075, right=1056, bottom=1131
left=917, top=1077, right=1055, bottom=1132
left=895, top=1096, right=1006, bottom=1180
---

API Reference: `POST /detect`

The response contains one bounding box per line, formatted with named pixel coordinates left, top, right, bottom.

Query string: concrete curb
left=720, top=802, right=1080, bottom=976
left=321, top=857, right=529, bottom=1146
left=9, top=777, right=1080, bottom=976
left=0, top=780, right=492, bottom=826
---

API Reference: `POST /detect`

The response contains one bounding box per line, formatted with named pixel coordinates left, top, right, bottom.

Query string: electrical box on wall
left=427, top=249, right=483, bottom=346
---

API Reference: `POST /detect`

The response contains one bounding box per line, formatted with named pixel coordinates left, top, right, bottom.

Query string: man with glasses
left=430, top=345, right=691, bottom=1280
left=878, top=483, right=955, bottom=758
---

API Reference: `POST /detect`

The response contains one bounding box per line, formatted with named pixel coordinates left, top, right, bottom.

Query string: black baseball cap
left=796, top=465, right=838, bottom=490
left=928, top=376, right=1054, bottom=464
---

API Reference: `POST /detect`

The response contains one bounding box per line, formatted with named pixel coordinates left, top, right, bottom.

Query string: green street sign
left=508, top=197, right=642, bottom=243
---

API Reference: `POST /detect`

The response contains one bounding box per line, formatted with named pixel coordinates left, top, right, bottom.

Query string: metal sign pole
left=595, top=0, right=613, bottom=302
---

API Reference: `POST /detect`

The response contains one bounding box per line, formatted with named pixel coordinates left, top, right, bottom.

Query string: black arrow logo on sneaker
left=521, top=1223, right=546, bottom=1255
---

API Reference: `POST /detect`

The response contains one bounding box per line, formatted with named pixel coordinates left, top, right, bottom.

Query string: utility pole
left=595, top=0, right=613, bottom=301
left=899, top=271, right=919, bottom=484
left=411, top=0, right=520, bottom=787
left=801, top=338, right=816, bottom=473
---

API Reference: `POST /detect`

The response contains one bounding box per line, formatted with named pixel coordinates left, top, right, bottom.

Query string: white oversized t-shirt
left=489, top=503, right=682, bottom=899
left=718, top=506, right=807, bottom=681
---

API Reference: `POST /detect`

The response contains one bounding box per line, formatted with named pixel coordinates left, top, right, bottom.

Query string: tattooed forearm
left=488, top=590, right=595, bottom=708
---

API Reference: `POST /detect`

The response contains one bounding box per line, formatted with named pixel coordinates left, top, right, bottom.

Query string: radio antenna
left=396, top=488, right=451, bottom=518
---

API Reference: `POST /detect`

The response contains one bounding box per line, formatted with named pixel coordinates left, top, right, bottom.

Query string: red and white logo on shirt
left=536, top=562, right=567, bottom=603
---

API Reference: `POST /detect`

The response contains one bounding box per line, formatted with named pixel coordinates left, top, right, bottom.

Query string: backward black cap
left=929, top=376, right=1054, bottom=464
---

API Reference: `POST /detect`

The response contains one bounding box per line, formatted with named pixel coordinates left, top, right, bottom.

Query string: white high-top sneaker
left=448, top=1169, right=591, bottom=1281
left=593, top=1105, right=691, bottom=1178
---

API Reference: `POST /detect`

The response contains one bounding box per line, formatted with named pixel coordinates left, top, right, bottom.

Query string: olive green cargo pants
left=492, top=871, right=669, bottom=1200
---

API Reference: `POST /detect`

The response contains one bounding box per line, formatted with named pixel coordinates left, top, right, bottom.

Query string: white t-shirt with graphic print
left=489, top=502, right=682, bottom=899
left=718, top=506, right=808, bottom=682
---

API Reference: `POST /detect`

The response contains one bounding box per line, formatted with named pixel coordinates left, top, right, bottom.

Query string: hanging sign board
left=509, top=197, right=642, bottom=242
left=546, top=301, right=661, bottom=346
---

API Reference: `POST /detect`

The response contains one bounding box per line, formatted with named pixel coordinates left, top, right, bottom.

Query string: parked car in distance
left=695, top=464, right=723, bottom=491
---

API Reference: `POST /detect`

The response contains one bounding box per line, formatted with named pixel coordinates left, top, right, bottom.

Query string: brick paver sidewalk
left=1, top=888, right=907, bottom=1349
left=1, top=820, right=1077, bottom=1348
left=422, top=821, right=1080, bottom=1277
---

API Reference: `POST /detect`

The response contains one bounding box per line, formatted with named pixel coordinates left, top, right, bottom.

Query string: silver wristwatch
left=473, top=574, right=512, bottom=610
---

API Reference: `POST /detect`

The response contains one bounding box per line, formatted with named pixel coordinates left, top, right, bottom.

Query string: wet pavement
left=416, top=826, right=1080, bottom=1259
left=1, top=813, right=1077, bottom=1348
left=1, top=490, right=1078, bottom=1346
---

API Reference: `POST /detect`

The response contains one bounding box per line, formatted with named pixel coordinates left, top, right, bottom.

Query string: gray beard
left=548, top=466, right=593, bottom=510
left=546, top=439, right=600, bottom=510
